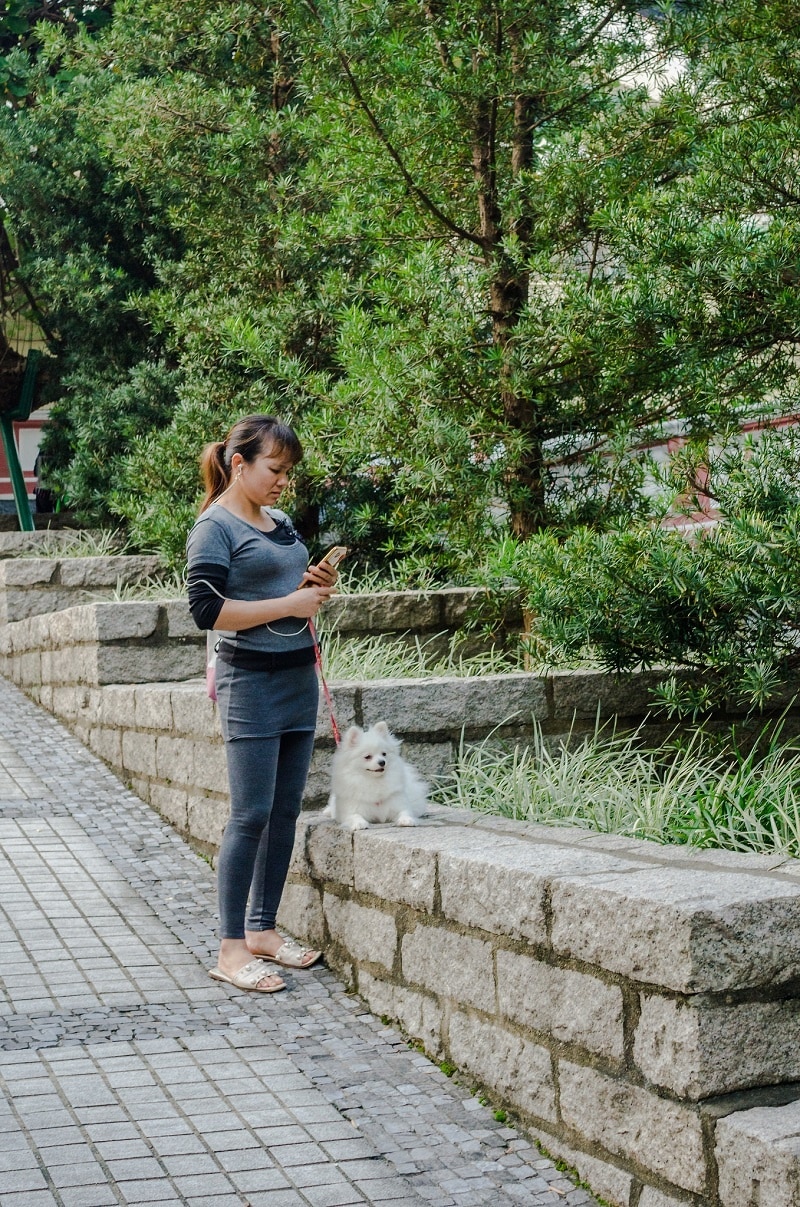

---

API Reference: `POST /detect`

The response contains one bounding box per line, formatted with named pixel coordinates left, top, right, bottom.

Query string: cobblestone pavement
left=0, top=676, right=598, bottom=1207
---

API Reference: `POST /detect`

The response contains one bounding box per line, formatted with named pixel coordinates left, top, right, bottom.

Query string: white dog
left=323, top=722, right=428, bottom=830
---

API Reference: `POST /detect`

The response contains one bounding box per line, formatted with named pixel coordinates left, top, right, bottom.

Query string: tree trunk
left=483, top=69, right=543, bottom=538
left=490, top=270, right=545, bottom=537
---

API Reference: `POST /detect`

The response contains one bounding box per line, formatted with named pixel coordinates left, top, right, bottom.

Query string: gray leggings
left=216, top=730, right=316, bottom=939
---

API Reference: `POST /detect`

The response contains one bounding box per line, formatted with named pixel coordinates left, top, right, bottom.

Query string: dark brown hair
left=199, top=414, right=303, bottom=514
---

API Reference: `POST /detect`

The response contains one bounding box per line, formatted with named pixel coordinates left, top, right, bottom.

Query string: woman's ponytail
left=199, top=441, right=229, bottom=513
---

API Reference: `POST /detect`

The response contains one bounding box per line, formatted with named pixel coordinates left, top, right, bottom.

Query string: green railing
left=0, top=350, right=42, bottom=532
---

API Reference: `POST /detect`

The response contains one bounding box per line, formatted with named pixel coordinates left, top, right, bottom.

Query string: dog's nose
left=377, top=759, right=385, bottom=768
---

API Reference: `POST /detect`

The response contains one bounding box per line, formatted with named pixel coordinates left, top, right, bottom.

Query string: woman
left=187, top=414, right=337, bottom=993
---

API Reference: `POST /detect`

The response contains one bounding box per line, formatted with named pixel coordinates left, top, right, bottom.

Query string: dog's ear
left=373, top=721, right=391, bottom=739
left=344, top=725, right=363, bottom=748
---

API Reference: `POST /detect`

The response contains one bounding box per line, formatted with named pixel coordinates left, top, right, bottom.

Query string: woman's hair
left=199, top=414, right=303, bottom=514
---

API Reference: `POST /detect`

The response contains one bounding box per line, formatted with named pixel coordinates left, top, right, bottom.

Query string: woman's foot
left=215, top=938, right=286, bottom=991
left=246, top=927, right=322, bottom=969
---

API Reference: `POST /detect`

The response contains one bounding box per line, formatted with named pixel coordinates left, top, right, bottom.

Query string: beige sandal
left=209, top=958, right=286, bottom=992
left=262, top=941, right=323, bottom=969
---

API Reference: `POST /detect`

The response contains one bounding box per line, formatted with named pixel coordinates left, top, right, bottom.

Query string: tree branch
left=566, top=3, right=627, bottom=63
left=420, top=0, right=454, bottom=73
left=304, top=0, right=484, bottom=248
left=585, top=230, right=602, bottom=289
left=153, top=101, right=231, bottom=134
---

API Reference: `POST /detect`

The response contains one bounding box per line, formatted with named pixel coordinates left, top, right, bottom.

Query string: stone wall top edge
left=304, top=807, right=800, bottom=905
left=714, top=1096, right=800, bottom=1140
left=337, top=587, right=487, bottom=603
left=434, top=805, right=800, bottom=878
left=4, top=598, right=165, bottom=642
left=0, top=552, right=161, bottom=569
left=343, top=670, right=545, bottom=690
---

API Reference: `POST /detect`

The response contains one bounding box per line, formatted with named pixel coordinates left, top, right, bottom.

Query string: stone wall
left=0, top=513, right=85, bottom=538
left=322, top=585, right=521, bottom=650
left=0, top=570, right=518, bottom=637
left=0, top=523, right=90, bottom=552
left=0, top=591, right=718, bottom=747
left=278, top=808, right=800, bottom=1207
left=0, top=600, right=205, bottom=686
left=0, top=554, right=164, bottom=622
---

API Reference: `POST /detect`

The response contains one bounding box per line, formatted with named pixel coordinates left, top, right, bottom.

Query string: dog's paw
left=396, top=813, right=418, bottom=827
left=348, top=816, right=370, bottom=831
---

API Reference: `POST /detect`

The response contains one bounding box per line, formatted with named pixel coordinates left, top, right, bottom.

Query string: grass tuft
left=436, top=718, right=800, bottom=857
left=89, top=569, right=185, bottom=602
left=7, top=529, right=128, bottom=558
left=335, top=562, right=451, bottom=594
left=321, top=629, right=527, bottom=680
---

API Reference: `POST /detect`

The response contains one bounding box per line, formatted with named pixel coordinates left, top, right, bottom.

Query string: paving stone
left=50, top=1160, right=113, bottom=1189
left=244, top=1192, right=309, bottom=1207
left=184, top=1197, right=244, bottom=1207
left=267, top=1142, right=330, bottom=1167
left=302, top=1184, right=368, bottom=1206
left=56, top=1187, right=118, bottom=1207
left=105, top=1157, right=167, bottom=1180
left=227, top=1166, right=294, bottom=1193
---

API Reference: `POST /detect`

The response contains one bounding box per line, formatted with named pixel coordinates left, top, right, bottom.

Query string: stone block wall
left=278, top=809, right=800, bottom=1207
left=0, top=595, right=717, bottom=752
left=0, top=527, right=97, bottom=554
left=1, top=599, right=205, bottom=686
left=0, top=554, right=164, bottom=622
left=0, top=587, right=514, bottom=687
left=5, top=669, right=564, bottom=847
left=322, top=586, right=521, bottom=647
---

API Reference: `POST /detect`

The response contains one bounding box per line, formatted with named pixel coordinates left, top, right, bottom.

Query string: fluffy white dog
left=323, top=722, right=429, bottom=830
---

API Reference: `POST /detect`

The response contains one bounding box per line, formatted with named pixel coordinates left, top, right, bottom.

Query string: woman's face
left=236, top=440, right=295, bottom=506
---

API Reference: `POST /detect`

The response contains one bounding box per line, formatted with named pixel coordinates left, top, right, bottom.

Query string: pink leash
left=309, top=620, right=341, bottom=745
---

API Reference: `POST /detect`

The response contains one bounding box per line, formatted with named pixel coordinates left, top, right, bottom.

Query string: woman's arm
left=215, top=584, right=333, bottom=632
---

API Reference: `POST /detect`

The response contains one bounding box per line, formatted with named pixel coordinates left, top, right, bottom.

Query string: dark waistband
left=217, top=640, right=317, bottom=671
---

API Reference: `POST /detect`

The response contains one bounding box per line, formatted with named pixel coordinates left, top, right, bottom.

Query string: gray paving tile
left=171, top=1172, right=238, bottom=1197
left=0, top=1149, right=40, bottom=1173
left=0, top=1193, right=60, bottom=1207
left=104, top=1157, right=167, bottom=1180
left=227, top=1166, right=294, bottom=1193
left=0, top=1167, right=50, bottom=1193
left=184, top=1197, right=244, bottom=1207
left=266, top=1142, right=330, bottom=1167
left=113, top=1179, right=179, bottom=1204
left=302, top=1185, right=368, bottom=1207
left=49, top=1161, right=113, bottom=1189
left=244, top=1193, right=309, bottom=1207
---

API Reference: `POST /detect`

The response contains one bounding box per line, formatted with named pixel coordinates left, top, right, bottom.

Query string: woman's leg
left=246, top=729, right=316, bottom=933
left=216, top=734, right=281, bottom=939
left=214, top=734, right=285, bottom=989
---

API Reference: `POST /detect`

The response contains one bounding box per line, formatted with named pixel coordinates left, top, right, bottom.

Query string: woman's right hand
left=285, top=585, right=335, bottom=618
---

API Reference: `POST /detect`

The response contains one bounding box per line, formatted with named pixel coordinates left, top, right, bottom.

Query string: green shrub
left=488, top=429, right=800, bottom=715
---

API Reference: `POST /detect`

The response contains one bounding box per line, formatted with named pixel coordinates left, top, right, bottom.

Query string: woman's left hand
left=301, top=561, right=339, bottom=590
